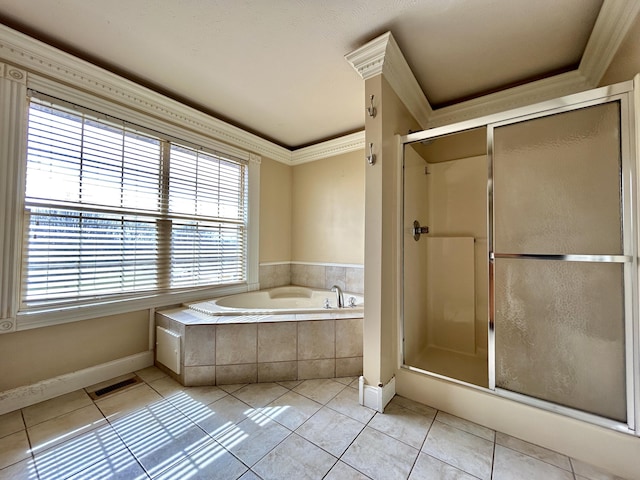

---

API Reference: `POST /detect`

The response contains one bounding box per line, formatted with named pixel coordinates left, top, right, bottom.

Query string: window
left=22, top=96, right=248, bottom=308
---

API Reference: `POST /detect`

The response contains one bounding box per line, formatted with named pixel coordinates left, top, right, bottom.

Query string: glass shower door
left=491, top=100, right=631, bottom=423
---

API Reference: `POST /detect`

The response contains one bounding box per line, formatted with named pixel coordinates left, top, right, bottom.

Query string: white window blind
left=22, top=97, right=247, bottom=307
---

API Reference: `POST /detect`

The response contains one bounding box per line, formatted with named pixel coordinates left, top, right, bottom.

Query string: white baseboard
left=359, top=376, right=396, bottom=412
left=0, top=350, right=153, bottom=415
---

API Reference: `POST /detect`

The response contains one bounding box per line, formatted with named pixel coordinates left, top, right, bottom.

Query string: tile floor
left=0, top=367, right=627, bottom=480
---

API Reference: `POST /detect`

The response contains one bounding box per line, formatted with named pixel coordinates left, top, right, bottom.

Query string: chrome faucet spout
left=331, top=285, right=344, bottom=308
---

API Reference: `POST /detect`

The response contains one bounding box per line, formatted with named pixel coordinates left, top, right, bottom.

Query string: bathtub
left=185, top=285, right=364, bottom=318
left=155, top=285, right=365, bottom=385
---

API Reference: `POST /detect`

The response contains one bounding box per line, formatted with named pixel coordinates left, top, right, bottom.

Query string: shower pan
left=400, top=79, right=639, bottom=434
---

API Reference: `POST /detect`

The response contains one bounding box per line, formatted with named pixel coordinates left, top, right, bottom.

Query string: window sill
left=16, top=283, right=251, bottom=331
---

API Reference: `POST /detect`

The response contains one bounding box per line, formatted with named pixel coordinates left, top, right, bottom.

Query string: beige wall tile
left=345, top=267, right=365, bottom=294
left=259, top=264, right=292, bottom=289
left=258, top=362, right=298, bottom=382
left=298, top=359, right=335, bottom=380
left=184, top=325, right=216, bottom=367
left=216, top=364, right=257, bottom=385
left=298, top=320, right=335, bottom=360
left=336, top=318, right=363, bottom=358
left=291, top=264, right=325, bottom=289
left=325, top=266, right=346, bottom=291
left=258, top=322, right=297, bottom=362
left=336, top=358, right=363, bottom=377
left=216, top=324, right=257, bottom=365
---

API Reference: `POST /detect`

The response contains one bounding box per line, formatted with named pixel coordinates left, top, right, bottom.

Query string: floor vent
left=88, top=375, right=143, bottom=400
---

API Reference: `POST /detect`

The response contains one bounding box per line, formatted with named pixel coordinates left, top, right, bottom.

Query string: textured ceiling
left=0, top=0, right=604, bottom=148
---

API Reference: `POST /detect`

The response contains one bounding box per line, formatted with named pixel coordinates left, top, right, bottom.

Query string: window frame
left=12, top=76, right=260, bottom=330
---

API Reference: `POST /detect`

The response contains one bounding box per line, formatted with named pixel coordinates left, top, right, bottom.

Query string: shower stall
left=400, top=79, right=639, bottom=433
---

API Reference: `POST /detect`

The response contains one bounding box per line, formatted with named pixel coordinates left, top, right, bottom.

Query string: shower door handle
left=412, top=220, right=429, bottom=241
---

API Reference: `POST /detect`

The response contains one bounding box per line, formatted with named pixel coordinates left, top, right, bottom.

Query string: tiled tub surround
left=259, top=262, right=364, bottom=293
left=155, top=307, right=363, bottom=386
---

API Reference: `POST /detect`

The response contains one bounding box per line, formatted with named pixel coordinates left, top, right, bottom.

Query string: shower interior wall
left=403, top=129, right=489, bottom=387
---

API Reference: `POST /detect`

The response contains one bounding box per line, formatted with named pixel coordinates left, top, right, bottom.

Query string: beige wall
left=0, top=310, right=149, bottom=391
left=363, top=75, right=421, bottom=387
left=259, top=156, right=292, bottom=263
left=291, top=150, right=365, bottom=264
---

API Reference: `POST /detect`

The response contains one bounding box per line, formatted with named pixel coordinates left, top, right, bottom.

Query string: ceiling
left=0, top=0, right=609, bottom=149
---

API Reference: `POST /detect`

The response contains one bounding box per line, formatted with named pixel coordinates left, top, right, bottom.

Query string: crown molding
left=428, top=70, right=591, bottom=127
left=0, top=24, right=292, bottom=164
left=579, top=0, right=640, bottom=87
left=291, top=131, right=365, bottom=165
left=0, top=24, right=368, bottom=167
left=345, top=31, right=432, bottom=128
left=346, top=2, right=637, bottom=132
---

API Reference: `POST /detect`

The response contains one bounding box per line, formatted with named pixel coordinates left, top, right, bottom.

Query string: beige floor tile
left=217, top=412, right=290, bottom=466
left=33, top=424, right=126, bottom=479
left=435, top=411, right=495, bottom=442
left=296, top=407, right=365, bottom=457
left=253, top=433, right=336, bottom=480
left=409, top=452, right=477, bottom=479
left=326, top=386, right=376, bottom=424
left=335, top=376, right=357, bottom=385
left=325, top=460, right=370, bottom=480
left=154, top=440, right=248, bottom=480
left=167, top=386, right=228, bottom=416
left=134, top=366, right=167, bottom=383
left=0, top=430, right=30, bottom=470
left=493, top=445, right=574, bottom=480
left=0, top=410, right=24, bottom=439
left=342, top=426, right=419, bottom=480
left=109, top=400, right=211, bottom=477
left=148, top=375, right=186, bottom=398
left=219, top=383, right=247, bottom=394
left=496, top=432, right=572, bottom=471
left=0, top=456, right=39, bottom=480
left=193, top=395, right=254, bottom=438
left=293, top=378, right=346, bottom=404
left=22, top=390, right=92, bottom=428
left=261, top=391, right=323, bottom=431
left=95, top=384, right=163, bottom=420
left=571, top=458, right=627, bottom=480
left=276, top=380, right=303, bottom=390
left=388, top=395, right=437, bottom=417
left=232, top=383, right=289, bottom=408
left=422, top=421, right=494, bottom=480
left=28, top=404, right=106, bottom=453
left=66, top=447, right=147, bottom=480
left=368, top=401, right=433, bottom=448
left=238, top=470, right=261, bottom=480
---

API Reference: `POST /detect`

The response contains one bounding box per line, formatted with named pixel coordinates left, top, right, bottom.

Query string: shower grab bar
left=491, top=253, right=632, bottom=263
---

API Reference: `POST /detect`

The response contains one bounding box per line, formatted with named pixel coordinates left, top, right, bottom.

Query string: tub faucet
left=331, top=285, right=344, bottom=308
